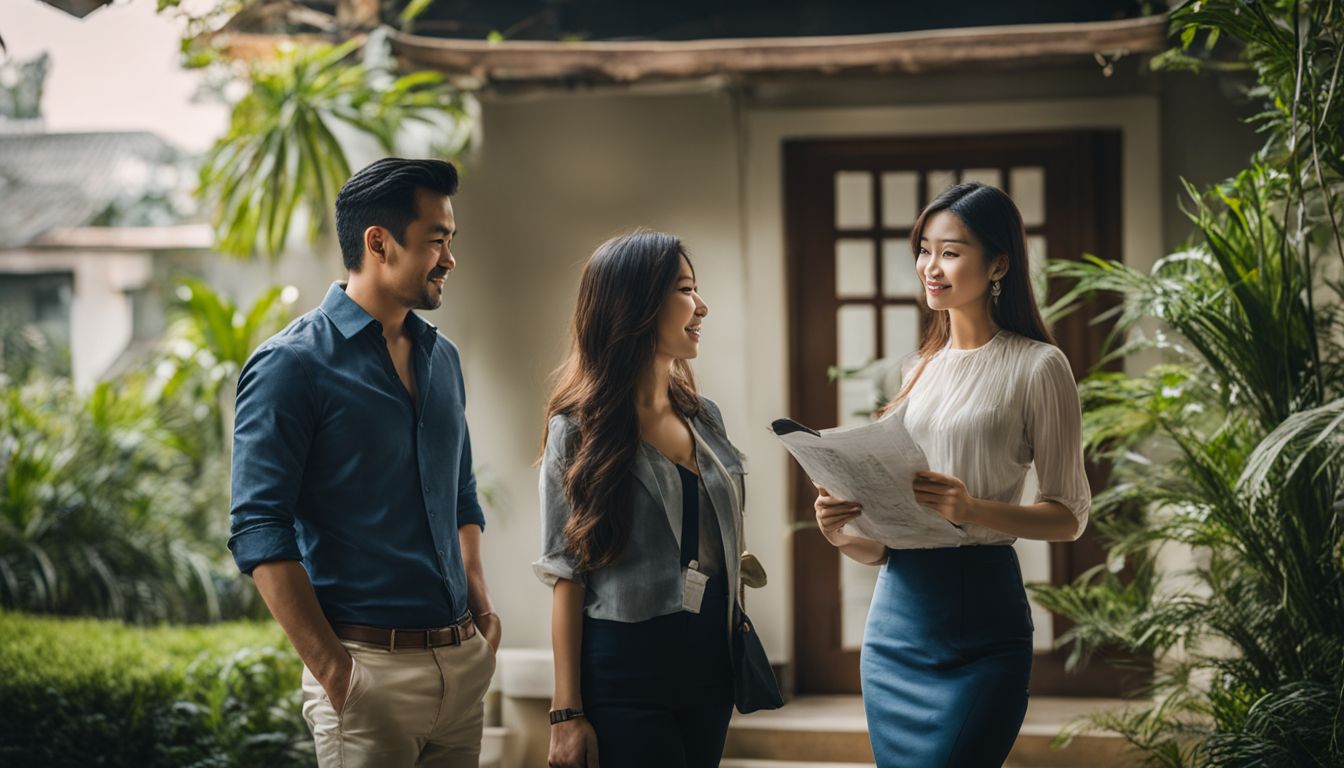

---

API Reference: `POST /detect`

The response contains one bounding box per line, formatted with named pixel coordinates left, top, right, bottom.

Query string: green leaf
left=399, top=0, right=435, bottom=27
left=197, top=35, right=470, bottom=261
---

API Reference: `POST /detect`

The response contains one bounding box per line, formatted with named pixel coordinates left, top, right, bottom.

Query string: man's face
left=382, top=188, right=456, bottom=311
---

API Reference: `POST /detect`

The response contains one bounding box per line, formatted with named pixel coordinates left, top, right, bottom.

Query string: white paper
left=773, top=414, right=967, bottom=550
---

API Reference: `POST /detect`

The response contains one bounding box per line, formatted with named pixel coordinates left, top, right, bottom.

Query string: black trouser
left=580, top=579, right=734, bottom=768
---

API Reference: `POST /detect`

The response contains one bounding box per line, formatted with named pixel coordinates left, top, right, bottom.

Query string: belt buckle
left=388, top=628, right=397, bottom=652
left=451, top=624, right=461, bottom=645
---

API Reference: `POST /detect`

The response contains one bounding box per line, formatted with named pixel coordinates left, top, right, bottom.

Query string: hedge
left=0, top=612, right=314, bottom=767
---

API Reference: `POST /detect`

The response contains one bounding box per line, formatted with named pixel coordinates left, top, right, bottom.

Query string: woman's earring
left=991, top=279, right=1002, bottom=303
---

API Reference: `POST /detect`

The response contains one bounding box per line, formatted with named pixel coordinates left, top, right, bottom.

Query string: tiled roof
left=0, top=131, right=182, bottom=249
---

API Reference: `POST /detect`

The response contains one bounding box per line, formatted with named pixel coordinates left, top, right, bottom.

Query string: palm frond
left=198, top=36, right=471, bottom=260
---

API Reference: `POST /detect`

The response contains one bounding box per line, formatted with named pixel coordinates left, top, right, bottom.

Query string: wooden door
left=785, top=131, right=1141, bottom=696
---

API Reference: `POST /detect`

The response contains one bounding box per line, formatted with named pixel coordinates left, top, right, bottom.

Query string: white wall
left=433, top=88, right=747, bottom=650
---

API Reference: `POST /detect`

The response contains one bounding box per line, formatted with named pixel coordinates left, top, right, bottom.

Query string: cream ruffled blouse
left=893, top=329, right=1092, bottom=544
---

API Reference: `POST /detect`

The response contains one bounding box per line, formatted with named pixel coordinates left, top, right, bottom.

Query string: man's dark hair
left=335, top=157, right=459, bottom=271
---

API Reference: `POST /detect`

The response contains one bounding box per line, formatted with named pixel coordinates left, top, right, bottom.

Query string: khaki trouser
left=301, top=632, right=496, bottom=768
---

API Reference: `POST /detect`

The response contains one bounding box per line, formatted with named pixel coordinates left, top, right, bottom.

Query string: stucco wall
left=440, top=89, right=747, bottom=650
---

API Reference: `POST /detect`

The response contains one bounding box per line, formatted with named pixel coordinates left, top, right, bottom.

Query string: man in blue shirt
left=228, top=157, right=500, bottom=767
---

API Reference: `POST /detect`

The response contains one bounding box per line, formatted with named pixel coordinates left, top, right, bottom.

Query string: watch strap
left=549, top=707, right=585, bottom=725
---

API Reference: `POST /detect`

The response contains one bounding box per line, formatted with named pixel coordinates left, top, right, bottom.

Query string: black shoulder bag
left=728, top=472, right=783, bottom=714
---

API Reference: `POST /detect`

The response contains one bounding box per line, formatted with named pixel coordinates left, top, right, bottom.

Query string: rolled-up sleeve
left=532, top=414, right=586, bottom=587
left=452, top=362, right=486, bottom=531
left=1024, top=348, right=1092, bottom=540
left=228, top=342, right=314, bottom=574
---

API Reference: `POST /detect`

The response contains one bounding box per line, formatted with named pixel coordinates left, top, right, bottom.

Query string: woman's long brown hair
left=879, top=182, right=1055, bottom=416
left=542, top=231, right=701, bottom=571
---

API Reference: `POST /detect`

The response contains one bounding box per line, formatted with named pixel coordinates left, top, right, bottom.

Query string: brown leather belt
left=334, top=613, right=475, bottom=651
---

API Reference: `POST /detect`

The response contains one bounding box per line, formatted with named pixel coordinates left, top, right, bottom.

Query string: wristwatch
left=549, top=707, right=585, bottom=725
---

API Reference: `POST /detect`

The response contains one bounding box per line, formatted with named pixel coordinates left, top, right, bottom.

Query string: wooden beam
left=391, top=15, right=1169, bottom=83
left=207, top=32, right=358, bottom=61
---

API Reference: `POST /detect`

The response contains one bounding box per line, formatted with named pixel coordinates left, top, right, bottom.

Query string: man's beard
left=415, top=269, right=448, bottom=310
left=415, top=284, right=443, bottom=310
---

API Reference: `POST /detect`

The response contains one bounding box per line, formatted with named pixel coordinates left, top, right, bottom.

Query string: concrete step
left=724, top=696, right=1140, bottom=767
left=724, top=696, right=873, bottom=763
left=1007, top=697, right=1136, bottom=768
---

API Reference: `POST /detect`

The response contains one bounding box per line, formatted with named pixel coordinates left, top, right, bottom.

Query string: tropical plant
left=198, top=31, right=472, bottom=259
left=0, top=281, right=294, bottom=625
left=1029, top=2, right=1344, bottom=766
left=0, top=312, right=70, bottom=385
left=158, top=278, right=298, bottom=455
left=0, top=376, right=227, bottom=623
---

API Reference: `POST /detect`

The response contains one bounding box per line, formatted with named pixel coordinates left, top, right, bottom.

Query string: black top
left=676, top=464, right=725, bottom=579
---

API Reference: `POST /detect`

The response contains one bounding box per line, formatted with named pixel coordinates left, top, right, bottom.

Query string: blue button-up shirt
left=228, top=283, right=485, bottom=628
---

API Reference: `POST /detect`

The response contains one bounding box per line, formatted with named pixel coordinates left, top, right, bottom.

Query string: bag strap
left=738, top=477, right=747, bottom=607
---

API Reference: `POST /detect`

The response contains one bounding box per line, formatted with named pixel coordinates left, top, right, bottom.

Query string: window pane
left=880, top=171, right=919, bottom=228
left=1026, top=235, right=1048, bottom=307
left=1010, top=167, right=1045, bottom=226
left=838, top=377, right=874, bottom=428
left=962, top=167, right=1001, bottom=188
left=927, top=169, right=958, bottom=202
left=837, top=304, right=876, bottom=370
left=835, top=239, right=876, bottom=297
left=838, top=303, right=878, bottom=428
left=882, top=239, right=921, bottom=297
left=882, top=305, right=921, bottom=361
left=835, top=171, right=874, bottom=229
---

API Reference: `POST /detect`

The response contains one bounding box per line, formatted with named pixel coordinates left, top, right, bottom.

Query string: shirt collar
left=405, top=308, right=438, bottom=346
left=319, top=282, right=438, bottom=344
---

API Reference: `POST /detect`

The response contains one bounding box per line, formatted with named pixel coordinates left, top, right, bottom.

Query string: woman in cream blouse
left=814, top=183, right=1091, bottom=767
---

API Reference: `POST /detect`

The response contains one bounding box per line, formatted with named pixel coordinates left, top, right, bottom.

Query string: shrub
left=0, top=280, right=293, bottom=625
left=0, top=612, right=313, bottom=768
left=1031, top=2, right=1344, bottom=765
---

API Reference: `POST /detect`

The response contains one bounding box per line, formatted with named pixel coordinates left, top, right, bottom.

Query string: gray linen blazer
left=532, top=396, right=747, bottom=625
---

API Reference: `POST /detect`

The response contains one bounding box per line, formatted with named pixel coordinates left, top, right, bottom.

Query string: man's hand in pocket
left=320, top=652, right=355, bottom=714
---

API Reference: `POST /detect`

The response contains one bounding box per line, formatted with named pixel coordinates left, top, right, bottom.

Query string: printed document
left=772, top=415, right=967, bottom=549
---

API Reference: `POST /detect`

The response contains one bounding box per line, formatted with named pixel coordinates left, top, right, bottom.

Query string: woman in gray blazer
left=534, top=231, right=748, bottom=768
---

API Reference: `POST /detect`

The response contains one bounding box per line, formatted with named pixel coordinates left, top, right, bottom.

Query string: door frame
left=732, top=98, right=1163, bottom=693
left=785, top=130, right=1143, bottom=696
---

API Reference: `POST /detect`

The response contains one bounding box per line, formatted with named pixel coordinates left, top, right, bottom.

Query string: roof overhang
left=28, top=225, right=214, bottom=251
left=387, top=15, right=1169, bottom=85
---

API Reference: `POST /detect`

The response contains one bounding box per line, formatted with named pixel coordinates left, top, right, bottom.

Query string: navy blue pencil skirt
left=860, top=545, right=1033, bottom=768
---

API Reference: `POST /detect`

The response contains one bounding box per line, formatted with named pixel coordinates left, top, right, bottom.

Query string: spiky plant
left=1031, top=2, right=1344, bottom=766
left=199, top=33, right=471, bottom=260
left=0, top=282, right=294, bottom=624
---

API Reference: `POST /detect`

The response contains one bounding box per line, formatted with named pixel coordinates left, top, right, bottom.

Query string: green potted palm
left=1031, top=2, right=1343, bottom=765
